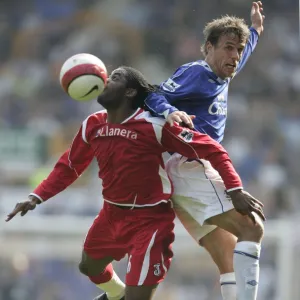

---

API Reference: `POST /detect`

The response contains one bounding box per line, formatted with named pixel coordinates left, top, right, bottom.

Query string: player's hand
left=5, top=196, right=41, bottom=222
left=167, top=111, right=195, bottom=129
left=228, top=189, right=265, bottom=224
left=250, top=1, right=265, bottom=35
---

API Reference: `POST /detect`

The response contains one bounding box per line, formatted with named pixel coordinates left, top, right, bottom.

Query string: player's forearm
left=29, top=160, right=79, bottom=202
left=183, top=140, right=243, bottom=190
left=235, top=28, right=259, bottom=75
left=243, top=27, right=259, bottom=56
left=251, top=25, right=262, bottom=36
left=195, top=139, right=243, bottom=190
left=207, top=153, right=243, bottom=191
left=246, top=27, right=259, bottom=53
left=145, top=93, right=178, bottom=118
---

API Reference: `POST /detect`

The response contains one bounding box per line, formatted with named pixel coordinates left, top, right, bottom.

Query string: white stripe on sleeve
left=81, top=117, right=89, bottom=143
left=151, top=123, right=163, bottom=145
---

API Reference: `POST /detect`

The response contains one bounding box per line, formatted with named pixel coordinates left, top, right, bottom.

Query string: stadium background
left=0, top=0, right=299, bottom=299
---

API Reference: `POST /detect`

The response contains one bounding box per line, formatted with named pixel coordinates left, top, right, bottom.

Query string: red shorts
left=83, top=202, right=175, bottom=286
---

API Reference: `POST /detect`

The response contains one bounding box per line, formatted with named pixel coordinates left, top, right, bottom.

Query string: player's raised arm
left=234, top=2, right=264, bottom=76
left=251, top=1, right=265, bottom=36
left=6, top=123, right=94, bottom=222
left=161, top=122, right=242, bottom=191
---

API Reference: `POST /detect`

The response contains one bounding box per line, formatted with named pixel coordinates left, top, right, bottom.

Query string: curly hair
left=201, top=15, right=250, bottom=56
left=121, top=66, right=158, bottom=109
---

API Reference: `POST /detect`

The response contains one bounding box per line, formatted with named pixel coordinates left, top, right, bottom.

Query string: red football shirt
left=31, top=108, right=242, bottom=207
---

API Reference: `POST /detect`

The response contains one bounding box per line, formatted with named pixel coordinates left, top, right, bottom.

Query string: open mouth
left=226, top=64, right=236, bottom=69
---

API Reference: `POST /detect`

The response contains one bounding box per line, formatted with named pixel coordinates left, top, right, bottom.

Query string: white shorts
left=166, top=153, right=234, bottom=242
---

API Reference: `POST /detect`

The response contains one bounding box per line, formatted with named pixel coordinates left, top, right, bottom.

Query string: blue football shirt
left=145, top=27, right=259, bottom=143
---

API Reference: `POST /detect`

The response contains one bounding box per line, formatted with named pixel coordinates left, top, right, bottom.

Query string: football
left=59, top=53, right=108, bottom=101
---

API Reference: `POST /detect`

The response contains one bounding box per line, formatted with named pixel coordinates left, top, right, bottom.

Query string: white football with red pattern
left=59, top=53, right=107, bottom=101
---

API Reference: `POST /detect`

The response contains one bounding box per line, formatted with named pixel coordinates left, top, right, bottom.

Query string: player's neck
left=106, top=106, right=137, bottom=124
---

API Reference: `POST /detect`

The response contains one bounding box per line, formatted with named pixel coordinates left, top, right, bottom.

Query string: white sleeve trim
left=162, top=109, right=170, bottom=118
left=151, top=123, right=163, bottom=145
left=29, top=193, right=44, bottom=203
left=226, top=187, right=243, bottom=192
left=81, top=117, right=89, bottom=144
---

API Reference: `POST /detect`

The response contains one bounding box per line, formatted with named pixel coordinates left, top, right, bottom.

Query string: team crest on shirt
left=162, top=78, right=181, bottom=92
left=178, top=129, right=194, bottom=143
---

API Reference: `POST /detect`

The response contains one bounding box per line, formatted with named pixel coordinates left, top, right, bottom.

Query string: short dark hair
left=201, top=15, right=250, bottom=56
left=121, top=66, right=158, bottom=109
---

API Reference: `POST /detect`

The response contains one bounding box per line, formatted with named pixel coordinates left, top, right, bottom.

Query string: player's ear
left=206, top=41, right=213, bottom=53
left=126, top=88, right=137, bottom=98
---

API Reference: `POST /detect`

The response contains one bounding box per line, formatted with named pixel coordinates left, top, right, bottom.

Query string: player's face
left=209, top=34, right=245, bottom=79
left=97, top=68, right=128, bottom=108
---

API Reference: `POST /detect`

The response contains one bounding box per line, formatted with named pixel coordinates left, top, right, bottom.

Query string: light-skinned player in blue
left=144, top=2, right=266, bottom=300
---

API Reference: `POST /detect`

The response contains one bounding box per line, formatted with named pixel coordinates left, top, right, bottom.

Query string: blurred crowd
left=0, top=1, right=299, bottom=299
